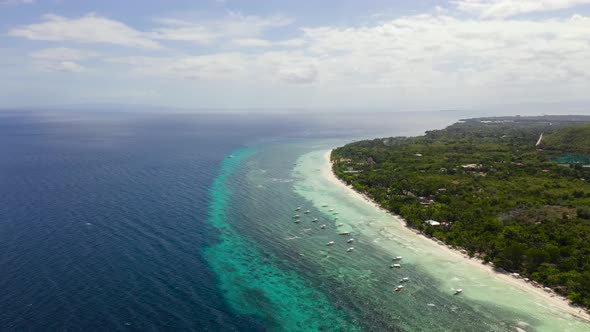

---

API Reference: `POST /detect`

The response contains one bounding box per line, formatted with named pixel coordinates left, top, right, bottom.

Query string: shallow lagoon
left=204, top=139, right=590, bottom=331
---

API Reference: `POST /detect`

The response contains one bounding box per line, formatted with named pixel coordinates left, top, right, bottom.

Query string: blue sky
left=2, top=0, right=590, bottom=110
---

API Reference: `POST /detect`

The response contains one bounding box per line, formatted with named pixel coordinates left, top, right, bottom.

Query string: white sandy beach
left=322, top=150, right=590, bottom=323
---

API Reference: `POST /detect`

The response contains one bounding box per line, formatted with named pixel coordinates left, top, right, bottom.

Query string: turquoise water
left=205, top=140, right=590, bottom=331
left=1, top=110, right=471, bottom=330
left=552, top=154, right=590, bottom=165
left=294, top=149, right=590, bottom=332
left=0, top=112, right=290, bottom=331
left=204, top=146, right=355, bottom=331
left=5, top=110, right=587, bottom=330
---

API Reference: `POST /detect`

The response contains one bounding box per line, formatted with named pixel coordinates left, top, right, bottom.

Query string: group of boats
left=292, top=205, right=354, bottom=254
left=390, top=256, right=408, bottom=292
left=291, top=204, right=464, bottom=296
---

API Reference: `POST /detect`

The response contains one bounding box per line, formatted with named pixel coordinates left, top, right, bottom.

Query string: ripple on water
left=204, top=147, right=357, bottom=332
left=292, top=148, right=590, bottom=332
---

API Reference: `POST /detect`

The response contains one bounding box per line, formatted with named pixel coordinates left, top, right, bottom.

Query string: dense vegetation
left=332, top=116, right=590, bottom=309
left=543, top=123, right=590, bottom=154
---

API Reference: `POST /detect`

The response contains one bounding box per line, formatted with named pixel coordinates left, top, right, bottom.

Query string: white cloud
left=231, top=38, right=306, bottom=47
left=149, top=26, right=216, bottom=44
left=8, top=12, right=295, bottom=49
left=218, top=12, right=294, bottom=36
left=0, top=0, right=34, bottom=5
left=149, top=12, right=293, bottom=44
left=103, top=12, right=590, bottom=93
left=295, top=14, right=590, bottom=89
left=6, top=8, right=590, bottom=107
left=258, top=51, right=319, bottom=83
left=8, top=14, right=162, bottom=48
left=232, top=38, right=273, bottom=47
left=30, top=47, right=97, bottom=61
left=276, top=39, right=307, bottom=47
left=276, top=65, right=318, bottom=83
left=35, top=59, right=87, bottom=73
left=29, top=47, right=96, bottom=72
left=108, top=50, right=320, bottom=84
left=453, top=0, right=590, bottom=18
left=49, top=61, right=86, bottom=73
left=105, top=89, right=160, bottom=99
left=108, top=53, right=250, bottom=81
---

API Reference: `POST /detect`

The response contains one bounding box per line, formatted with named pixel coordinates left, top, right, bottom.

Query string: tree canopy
left=332, top=116, right=590, bottom=309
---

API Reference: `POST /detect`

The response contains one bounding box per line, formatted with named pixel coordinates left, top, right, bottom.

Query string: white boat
left=400, top=277, right=410, bottom=282
left=295, top=207, right=301, bottom=211
left=304, top=210, right=311, bottom=214
left=228, top=155, right=234, bottom=158
left=329, top=209, right=334, bottom=212
left=391, top=264, right=401, bottom=268
left=326, top=241, right=335, bottom=246
left=292, top=215, right=300, bottom=218
left=347, top=238, right=354, bottom=243
left=294, top=219, right=301, bottom=223
left=394, top=285, right=405, bottom=292
left=454, top=289, right=463, bottom=295
left=320, top=224, right=327, bottom=229
left=346, top=247, right=355, bottom=252
left=312, top=218, right=319, bottom=222
left=337, top=223, right=344, bottom=227
left=339, top=232, right=351, bottom=235
left=392, top=256, right=402, bottom=261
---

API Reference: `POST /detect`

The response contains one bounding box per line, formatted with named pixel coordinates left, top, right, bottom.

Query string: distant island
left=331, top=115, right=590, bottom=309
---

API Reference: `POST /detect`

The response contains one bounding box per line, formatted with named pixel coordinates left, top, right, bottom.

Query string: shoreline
left=322, top=150, right=590, bottom=323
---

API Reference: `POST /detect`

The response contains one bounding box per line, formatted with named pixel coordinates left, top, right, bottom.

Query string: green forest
left=332, top=116, right=590, bottom=309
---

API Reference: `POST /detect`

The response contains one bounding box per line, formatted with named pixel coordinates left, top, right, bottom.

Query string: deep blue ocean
left=0, top=110, right=469, bottom=331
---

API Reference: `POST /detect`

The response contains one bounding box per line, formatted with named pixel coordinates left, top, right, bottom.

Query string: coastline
left=322, top=150, right=590, bottom=323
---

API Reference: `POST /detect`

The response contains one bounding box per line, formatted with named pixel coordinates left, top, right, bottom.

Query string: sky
left=1, top=0, right=590, bottom=111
